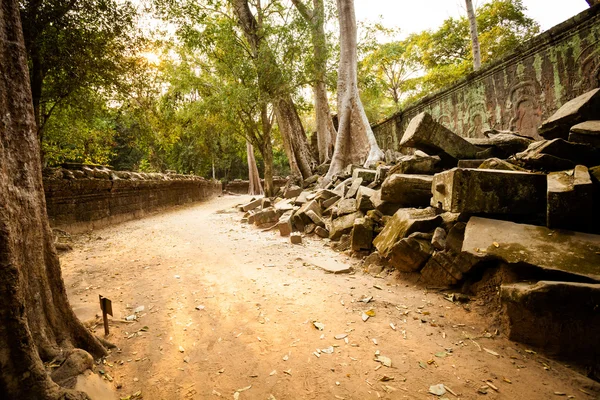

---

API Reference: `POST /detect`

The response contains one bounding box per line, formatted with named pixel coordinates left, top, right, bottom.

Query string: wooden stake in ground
left=0, top=1, right=106, bottom=398
left=324, top=0, right=384, bottom=184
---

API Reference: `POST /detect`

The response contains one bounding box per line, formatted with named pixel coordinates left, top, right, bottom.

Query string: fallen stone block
left=352, top=168, right=377, bottom=183
left=431, top=227, right=447, bottom=250
left=283, top=185, right=303, bottom=199
left=400, top=112, right=480, bottom=160
left=445, top=222, right=466, bottom=253
left=274, top=198, right=295, bottom=212
left=290, top=232, right=302, bottom=244
left=321, top=195, right=341, bottom=210
left=303, top=174, right=320, bottom=188
left=381, top=174, right=433, bottom=206
left=253, top=207, right=279, bottom=226
left=389, top=154, right=442, bottom=175
left=515, top=138, right=600, bottom=171
left=366, top=209, right=384, bottom=225
left=539, top=88, right=600, bottom=140
left=387, top=237, right=433, bottom=272
left=332, top=234, right=351, bottom=251
left=462, top=216, right=600, bottom=281
left=370, top=190, right=402, bottom=216
left=330, top=211, right=363, bottom=240
left=351, top=217, right=373, bottom=252
left=310, top=257, right=351, bottom=273
left=373, top=207, right=442, bottom=257
left=375, top=165, right=391, bottom=184
left=294, top=191, right=311, bottom=205
left=315, top=226, right=329, bottom=238
left=336, top=199, right=357, bottom=217
left=478, top=158, right=527, bottom=171
left=314, top=189, right=339, bottom=201
left=501, top=281, right=600, bottom=369
left=277, top=212, right=293, bottom=236
left=466, top=132, right=534, bottom=156
left=241, top=198, right=261, bottom=212
left=457, top=159, right=485, bottom=168
left=305, top=210, right=326, bottom=228
left=261, top=198, right=272, bottom=209
left=569, top=120, right=600, bottom=148
left=293, top=199, right=321, bottom=228
left=345, top=178, right=363, bottom=199
left=304, top=223, right=316, bottom=234
left=547, top=165, right=596, bottom=233
left=356, top=186, right=376, bottom=212
left=420, top=250, right=480, bottom=286
left=431, top=168, right=546, bottom=215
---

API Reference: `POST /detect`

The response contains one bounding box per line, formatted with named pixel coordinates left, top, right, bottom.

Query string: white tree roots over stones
left=324, top=0, right=384, bottom=185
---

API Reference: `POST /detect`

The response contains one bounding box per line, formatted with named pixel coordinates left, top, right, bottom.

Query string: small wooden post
left=99, top=295, right=113, bottom=336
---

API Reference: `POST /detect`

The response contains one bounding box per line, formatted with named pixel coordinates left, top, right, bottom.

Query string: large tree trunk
left=247, top=141, right=263, bottom=196
left=324, top=0, right=384, bottom=184
left=465, top=0, right=481, bottom=71
left=232, top=0, right=316, bottom=180
left=0, top=1, right=106, bottom=398
left=291, top=0, right=337, bottom=164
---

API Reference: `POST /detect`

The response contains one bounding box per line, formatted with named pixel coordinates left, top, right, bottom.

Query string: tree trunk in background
left=291, top=0, right=337, bottom=164
left=232, top=0, right=316, bottom=181
left=465, top=0, right=481, bottom=71
left=247, top=141, right=263, bottom=196
left=324, top=0, right=384, bottom=184
left=0, top=1, right=107, bottom=398
left=260, top=104, right=274, bottom=198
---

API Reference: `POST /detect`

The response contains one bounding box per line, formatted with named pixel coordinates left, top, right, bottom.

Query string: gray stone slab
left=462, top=216, right=600, bottom=280
left=569, top=120, right=600, bottom=148
left=539, top=88, right=600, bottom=140
left=431, top=168, right=546, bottom=215
left=400, top=112, right=480, bottom=159
left=547, top=165, right=596, bottom=233
left=381, top=174, right=433, bottom=206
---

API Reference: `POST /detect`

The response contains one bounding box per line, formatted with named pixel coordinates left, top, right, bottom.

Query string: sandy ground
left=61, top=195, right=598, bottom=400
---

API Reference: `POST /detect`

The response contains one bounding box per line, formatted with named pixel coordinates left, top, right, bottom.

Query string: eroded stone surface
left=431, top=168, right=546, bottom=215
left=462, top=216, right=600, bottom=280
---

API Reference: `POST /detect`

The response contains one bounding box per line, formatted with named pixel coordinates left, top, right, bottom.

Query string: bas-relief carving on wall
left=506, top=81, right=543, bottom=139
left=574, top=41, right=600, bottom=96
left=466, top=102, right=490, bottom=138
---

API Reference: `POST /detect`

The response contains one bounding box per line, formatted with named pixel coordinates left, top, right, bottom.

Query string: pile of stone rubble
left=238, top=88, right=600, bottom=374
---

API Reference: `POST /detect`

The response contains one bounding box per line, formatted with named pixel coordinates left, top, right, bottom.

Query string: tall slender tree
left=324, top=0, right=384, bottom=183
left=232, top=0, right=316, bottom=180
left=465, top=0, right=482, bottom=70
left=0, top=0, right=107, bottom=398
left=291, top=0, right=337, bottom=163
left=247, top=141, right=264, bottom=195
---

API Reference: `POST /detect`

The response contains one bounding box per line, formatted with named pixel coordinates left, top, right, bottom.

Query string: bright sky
left=354, top=0, right=590, bottom=37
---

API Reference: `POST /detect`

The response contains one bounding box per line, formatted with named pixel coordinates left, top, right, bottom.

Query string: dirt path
left=61, top=195, right=596, bottom=400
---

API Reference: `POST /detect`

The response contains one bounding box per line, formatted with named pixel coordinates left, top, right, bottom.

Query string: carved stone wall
left=372, top=5, right=600, bottom=147
left=44, top=166, right=222, bottom=233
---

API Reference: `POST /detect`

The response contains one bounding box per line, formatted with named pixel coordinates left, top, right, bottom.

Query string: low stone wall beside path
left=43, top=165, right=222, bottom=233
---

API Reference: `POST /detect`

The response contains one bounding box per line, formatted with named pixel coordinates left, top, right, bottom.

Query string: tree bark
left=260, top=104, right=274, bottom=198
left=232, top=0, right=316, bottom=180
left=465, top=0, right=481, bottom=71
left=324, top=0, right=384, bottom=184
left=247, top=141, right=263, bottom=196
left=0, top=1, right=106, bottom=398
left=586, top=0, right=599, bottom=7
left=291, top=0, right=337, bottom=164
